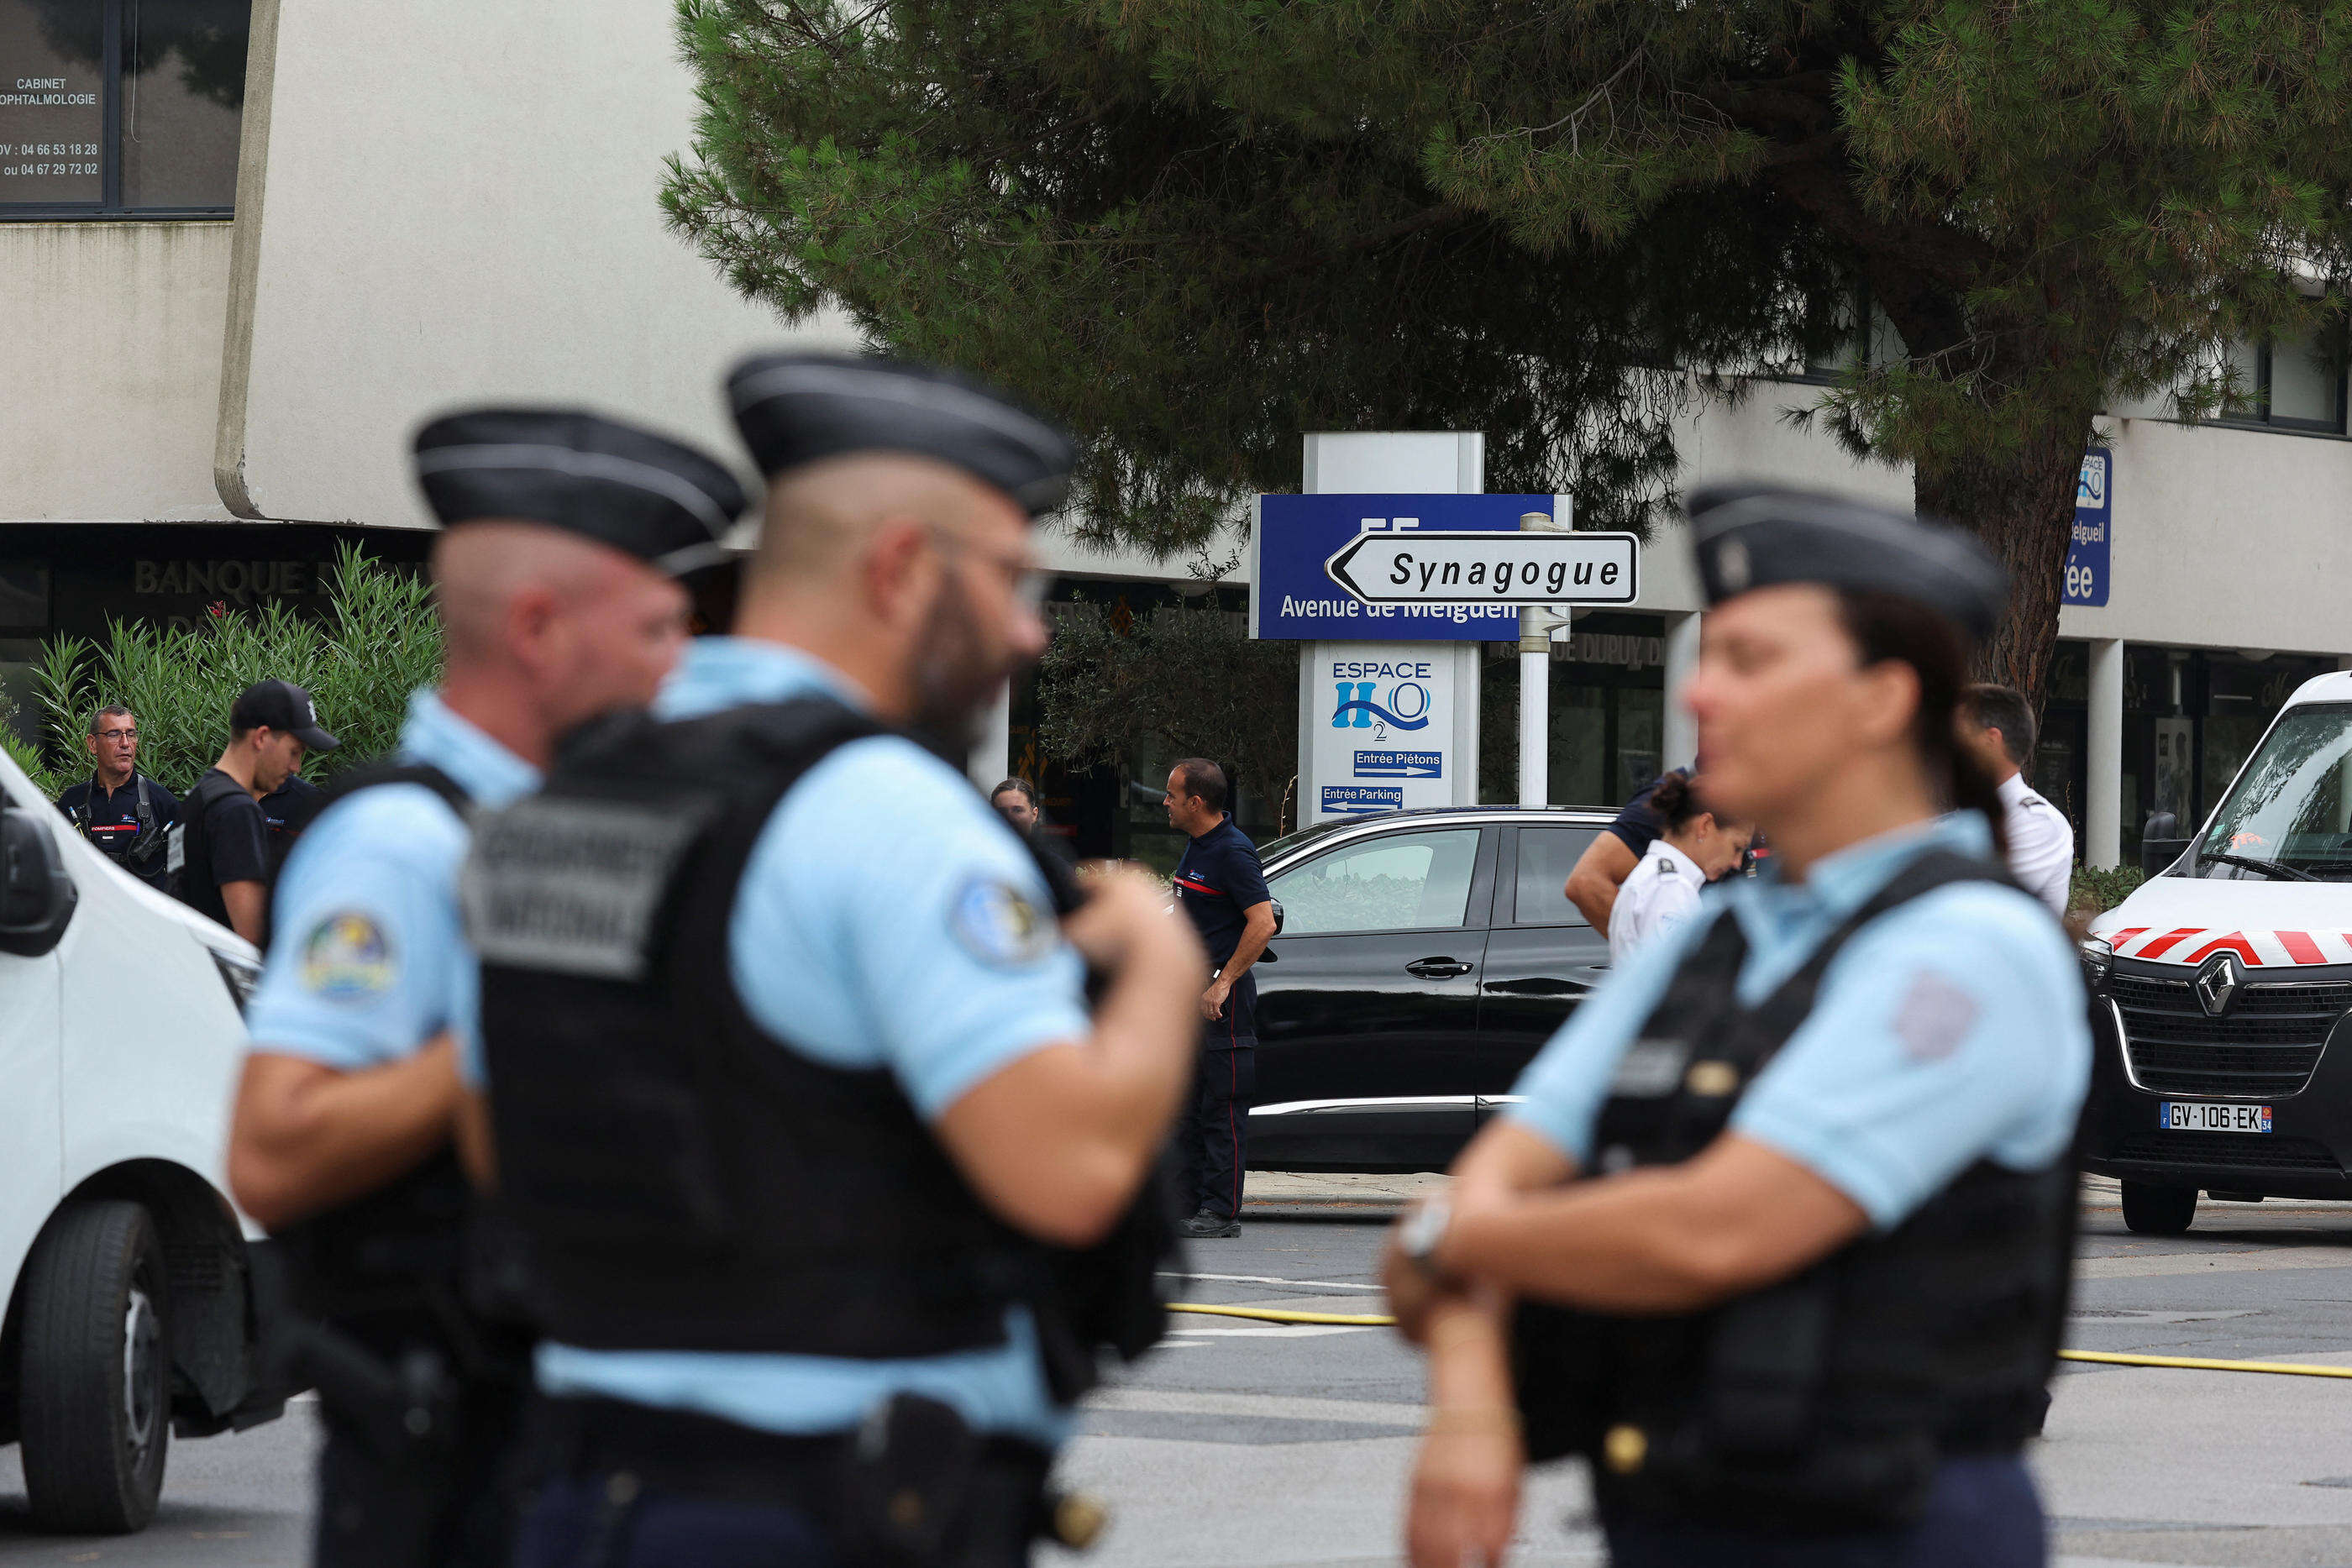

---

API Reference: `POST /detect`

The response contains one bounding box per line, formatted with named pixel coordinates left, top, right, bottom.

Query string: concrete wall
left=0, top=222, right=234, bottom=522
left=215, top=0, right=857, bottom=529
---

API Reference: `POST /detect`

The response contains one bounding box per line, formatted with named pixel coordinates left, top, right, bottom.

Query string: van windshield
left=2192, top=703, right=2352, bottom=881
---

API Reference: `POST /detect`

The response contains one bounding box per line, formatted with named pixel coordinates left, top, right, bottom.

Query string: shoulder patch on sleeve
left=1658, top=857, right=1679, bottom=876
left=301, top=911, right=399, bottom=1001
left=948, top=875, right=1057, bottom=968
left=1893, top=971, right=1980, bottom=1062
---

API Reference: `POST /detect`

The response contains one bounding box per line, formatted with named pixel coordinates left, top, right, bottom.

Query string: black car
left=1242, top=805, right=1617, bottom=1172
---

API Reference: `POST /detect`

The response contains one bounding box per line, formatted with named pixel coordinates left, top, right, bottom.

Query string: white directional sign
left=1323, top=527, right=1641, bottom=607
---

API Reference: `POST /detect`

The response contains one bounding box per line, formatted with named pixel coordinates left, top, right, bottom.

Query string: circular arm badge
left=948, top=876, right=1056, bottom=968
left=302, top=911, right=398, bottom=1002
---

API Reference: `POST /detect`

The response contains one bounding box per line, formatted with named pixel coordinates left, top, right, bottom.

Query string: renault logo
left=2194, top=953, right=2243, bottom=1017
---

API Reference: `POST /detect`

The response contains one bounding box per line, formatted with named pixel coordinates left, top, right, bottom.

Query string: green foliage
left=1034, top=595, right=1297, bottom=809
left=25, top=543, right=439, bottom=798
left=2071, top=863, right=2148, bottom=919
left=667, top=0, right=2352, bottom=702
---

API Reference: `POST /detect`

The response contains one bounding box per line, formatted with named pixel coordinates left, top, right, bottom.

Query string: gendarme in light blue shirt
left=247, top=690, right=539, bottom=1070
left=529, top=637, right=1089, bottom=1445
left=1507, top=812, right=2088, bottom=1230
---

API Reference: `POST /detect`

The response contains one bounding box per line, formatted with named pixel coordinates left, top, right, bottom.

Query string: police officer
left=1959, top=683, right=2075, bottom=919
left=462, top=353, right=1206, bottom=1567
left=225, top=408, right=746, bottom=1568
left=56, top=702, right=178, bottom=889
left=1385, top=486, right=2088, bottom=1568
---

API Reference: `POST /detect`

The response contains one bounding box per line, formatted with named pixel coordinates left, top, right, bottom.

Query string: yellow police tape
left=1166, top=1303, right=2352, bottom=1378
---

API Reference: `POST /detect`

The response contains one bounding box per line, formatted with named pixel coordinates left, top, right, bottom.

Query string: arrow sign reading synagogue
left=1323, top=525, right=1641, bottom=608
left=1251, top=491, right=1646, bottom=821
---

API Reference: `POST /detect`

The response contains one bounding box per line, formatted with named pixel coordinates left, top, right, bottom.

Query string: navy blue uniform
left=260, top=773, right=324, bottom=877
left=1604, top=768, right=1686, bottom=860
left=1172, top=815, right=1270, bottom=1222
left=57, top=774, right=179, bottom=889
left=1172, top=815, right=1270, bottom=1042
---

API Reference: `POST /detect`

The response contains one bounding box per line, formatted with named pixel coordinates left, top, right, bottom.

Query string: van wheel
left=17, top=1200, right=172, bottom=1533
left=2120, top=1181, right=2197, bottom=1236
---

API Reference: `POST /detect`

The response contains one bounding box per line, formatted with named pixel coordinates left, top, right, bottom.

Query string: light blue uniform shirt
left=246, top=691, right=538, bottom=1069
left=528, top=637, right=1090, bottom=1444
left=1508, top=813, right=2088, bottom=1230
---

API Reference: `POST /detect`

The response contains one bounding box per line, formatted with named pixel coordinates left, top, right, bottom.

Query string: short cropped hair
left=87, top=703, right=133, bottom=737
left=991, top=777, right=1038, bottom=807
left=1961, top=684, right=2037, bottom=768
left=1171, top=758, right=1227, bottom=813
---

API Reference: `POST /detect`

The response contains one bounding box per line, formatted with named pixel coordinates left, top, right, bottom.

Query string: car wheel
left=2119, top=1180, right=2197, bottom=1236
left=17, top=1199, right=172, bottom=1533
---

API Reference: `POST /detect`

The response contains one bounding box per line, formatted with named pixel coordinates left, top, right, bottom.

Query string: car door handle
left=1405, top=957, right=1475, bottom=978
left=1482, top=978, right=1581, bottom=996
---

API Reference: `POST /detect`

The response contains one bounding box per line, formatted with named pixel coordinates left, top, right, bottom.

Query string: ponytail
left=1835, top=590, right=2010, bottom=863
left=1648, top=769, right=1703, bottom=831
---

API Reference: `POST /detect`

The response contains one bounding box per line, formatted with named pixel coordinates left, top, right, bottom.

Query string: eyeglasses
left=925, top=525, right=1048, bottom=611
left=94, top=728, right=137, bottom=743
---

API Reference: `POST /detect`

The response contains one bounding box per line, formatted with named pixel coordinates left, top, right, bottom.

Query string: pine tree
left=666, top=1, right=2352, bottom=701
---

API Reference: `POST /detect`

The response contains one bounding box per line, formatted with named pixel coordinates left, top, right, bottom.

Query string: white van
left=0, top=745, right=281, bottom=1532
left=2083, top=670, right=2352, bottom=1235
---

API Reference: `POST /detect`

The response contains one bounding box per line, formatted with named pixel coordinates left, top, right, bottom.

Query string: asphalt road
left=6, top=1176, right=2352, bottom=1567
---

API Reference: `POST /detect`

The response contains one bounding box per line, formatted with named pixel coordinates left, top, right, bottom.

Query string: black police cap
left=726, top=353, right=1077, bottom=517
left=1687, top=484, right=2008, bottom=643
left=412, top=409, right=750, bottom=577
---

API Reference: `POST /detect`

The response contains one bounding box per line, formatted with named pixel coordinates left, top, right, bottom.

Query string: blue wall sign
left=1252, top=493, right=1559, bottom=641
left=2066, top=450, right=2112, bottom=607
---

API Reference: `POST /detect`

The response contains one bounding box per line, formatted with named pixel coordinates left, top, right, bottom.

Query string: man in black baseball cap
left=225, top=407, right=748, bottom=1568
left=171, top=679, right=339, bottom=944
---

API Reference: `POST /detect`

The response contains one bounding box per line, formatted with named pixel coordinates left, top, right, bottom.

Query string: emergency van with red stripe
left=2082, top=670, right=2352, bottom=1236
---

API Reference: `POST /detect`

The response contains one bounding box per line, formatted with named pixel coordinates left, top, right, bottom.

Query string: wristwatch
left=1396, top=1196, right=1453, bottom=1277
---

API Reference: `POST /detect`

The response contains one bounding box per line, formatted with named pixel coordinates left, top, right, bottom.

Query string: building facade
left=6, top=0, right=2348, bottom=868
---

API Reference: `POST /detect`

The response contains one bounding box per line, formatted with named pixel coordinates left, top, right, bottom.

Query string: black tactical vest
left=264, top=764, right=522, bottom=1366
left=1513, top=848, right=2076, bottom=1533
left=465, top=697, right=1091, bottom=1367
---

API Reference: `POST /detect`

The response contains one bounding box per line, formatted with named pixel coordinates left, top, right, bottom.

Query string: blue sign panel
left=1322, top=784, right=1404, bottom=814
left=1252, top=493, right=1558, bottom=641
left=2066, top=450, right=2112, bottom=607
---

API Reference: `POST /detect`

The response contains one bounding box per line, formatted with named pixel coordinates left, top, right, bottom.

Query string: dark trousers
left=1177, top=1041, right=1256, bottom=1219
left=514, top=1474, right=843, bottom=1568
left=312, top=1382, right=525, bottom=1568
left=1603, top=1455, right=2045, bottom=1568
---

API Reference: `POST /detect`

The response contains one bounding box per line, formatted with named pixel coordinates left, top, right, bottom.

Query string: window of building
left=1, top=0, right=249, bottom=218
left=2219, top=328, right=2346, bottom=434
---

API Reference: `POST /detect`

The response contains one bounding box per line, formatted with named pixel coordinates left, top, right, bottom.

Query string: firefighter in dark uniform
left=1384, top=486, right=2090, bottom=1568
left=56, top=702, right=178, bottom=889
left=1165, top=757, right=1277, bottom=1238
left=225, top=408, right=747, bottom=1568
left=460, top=353, right=1205, bottom=1567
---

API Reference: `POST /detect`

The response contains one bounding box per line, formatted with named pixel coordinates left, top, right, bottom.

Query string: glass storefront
left=2037, top=641, right=2339, bottom=869
left=1478, top=611, right=1670, bottom=810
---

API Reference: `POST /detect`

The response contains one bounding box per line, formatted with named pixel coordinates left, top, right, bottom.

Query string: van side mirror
left=0, top=806, right=78, bottom=957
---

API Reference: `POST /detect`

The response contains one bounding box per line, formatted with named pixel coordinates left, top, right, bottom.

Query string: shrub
left=2070, top=863, right=2148, bottom=920
left=22, top=543, right=439, bottom=799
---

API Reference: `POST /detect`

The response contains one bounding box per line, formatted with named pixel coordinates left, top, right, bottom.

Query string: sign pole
left=1516, top=507, right=1569, bottom=806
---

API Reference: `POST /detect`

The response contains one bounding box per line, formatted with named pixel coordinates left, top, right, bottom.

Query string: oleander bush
left=13, top=543, right=438, bottom=800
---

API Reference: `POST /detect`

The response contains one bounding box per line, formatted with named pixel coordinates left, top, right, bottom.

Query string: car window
left=1271, top=828, right=1481, bottom=935
left=1513, top=827, right=1600, bottom=926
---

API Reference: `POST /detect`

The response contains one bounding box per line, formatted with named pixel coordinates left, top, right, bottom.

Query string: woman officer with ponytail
left=1385, top=486, right=2088, bottom=1568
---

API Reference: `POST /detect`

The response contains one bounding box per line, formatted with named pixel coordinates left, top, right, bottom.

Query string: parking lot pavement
left=9, top=1179, right=2352, bottom=1566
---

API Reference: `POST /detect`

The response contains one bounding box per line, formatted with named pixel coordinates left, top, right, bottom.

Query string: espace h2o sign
left=1315, top=649, right=1449, bottom=815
